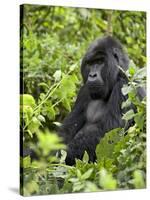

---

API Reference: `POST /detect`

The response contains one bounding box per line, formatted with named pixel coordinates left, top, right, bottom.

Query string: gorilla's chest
left=86, top=100, right=106, bottom=123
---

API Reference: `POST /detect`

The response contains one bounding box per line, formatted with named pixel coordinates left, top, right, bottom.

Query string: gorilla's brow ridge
left=86, top=50, right=106, bottom=62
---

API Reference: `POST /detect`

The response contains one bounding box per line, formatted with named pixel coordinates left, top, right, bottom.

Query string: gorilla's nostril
left=89, top=73, right=97, bottom=78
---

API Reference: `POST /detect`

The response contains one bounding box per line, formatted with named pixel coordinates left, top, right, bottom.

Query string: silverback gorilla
left=59, top=36, right=144, bottom=165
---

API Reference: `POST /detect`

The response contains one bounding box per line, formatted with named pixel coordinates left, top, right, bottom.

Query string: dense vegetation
left=20, top=5, right=146, bottom=196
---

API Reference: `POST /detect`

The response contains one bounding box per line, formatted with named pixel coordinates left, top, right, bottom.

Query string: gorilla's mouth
left=86, top=81, right=106, bottom=99
left=86, top=80, right=104, bottom=88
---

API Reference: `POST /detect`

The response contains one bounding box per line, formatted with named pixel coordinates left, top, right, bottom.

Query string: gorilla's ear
left=113, top=47, right=129, bottom=71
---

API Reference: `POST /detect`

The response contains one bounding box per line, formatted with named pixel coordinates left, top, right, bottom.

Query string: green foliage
left=99, top=168, right=117, bottom=190
left=20, top=4, right=146, bottom=196
left=96, top=128, right=123, bottom=162
left=132, top=170, right=145, bottom=189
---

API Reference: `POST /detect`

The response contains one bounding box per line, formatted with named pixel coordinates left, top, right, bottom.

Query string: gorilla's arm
left=59, top=86, right=89, bottom=144
left=102, top=78, right=127, bottom=132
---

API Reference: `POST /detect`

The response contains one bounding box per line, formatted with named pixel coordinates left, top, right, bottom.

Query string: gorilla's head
left=81, top=36, right=129, bottom=100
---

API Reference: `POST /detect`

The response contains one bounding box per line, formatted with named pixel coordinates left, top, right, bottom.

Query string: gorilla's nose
left=88, top=72, right=98, bottom=81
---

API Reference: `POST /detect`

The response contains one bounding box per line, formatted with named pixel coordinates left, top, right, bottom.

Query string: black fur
left=59, top=36, right=133, bottom=165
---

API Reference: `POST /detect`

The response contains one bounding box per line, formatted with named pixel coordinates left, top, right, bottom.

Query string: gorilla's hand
left=65, top=128, right=99, bottom=165
left=65, top=144, right=81, bottom=166
left=65, top=132, right=84, bottom=165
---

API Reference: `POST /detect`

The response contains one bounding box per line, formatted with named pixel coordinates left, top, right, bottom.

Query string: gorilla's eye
left=97, top=57, right=105, bottom=65
left=113, top=53, right=119, bottom=61
left=113, top=48, right=119, bottom=62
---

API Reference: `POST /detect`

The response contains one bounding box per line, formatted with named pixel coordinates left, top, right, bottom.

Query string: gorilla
left=59, top=36, right=145, bottom=166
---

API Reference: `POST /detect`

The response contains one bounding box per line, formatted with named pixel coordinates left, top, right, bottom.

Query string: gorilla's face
left=86, top=55, right=107, bottom=99
left=81, top=36, right=129, bottom=100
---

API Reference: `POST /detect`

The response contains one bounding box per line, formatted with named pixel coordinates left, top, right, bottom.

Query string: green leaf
left=96, top=128, right=123, bottom=162
left=68, top=178, right=78, bottom=183
left=59, top=150, right=67, bottom=163
left=62, top=98, right=71, bottom=111
left=81, top=168, right=93, bottom=180
left=82, top=151, right=89, bottom=163
left=20, top=94, right=36, bottom=108
left=22, top=105, right=33, bottom=118
left=122, top=109, right=135, bottom=121
left=133, top=170, right=145, bottom=189
left=129, top=66, right=136, bottom=76
left=84, top=182, right=99, bottom=192
left=70, top=63, right=78, bottom=71
left=53, top=121, right=62, bottom=127
left=99, top=168, right=117, bottom=190
left=79, top=8, right=91, bottom=19
left=28, top=116, right=41, bottom=133
left=121, top=85, right=133, bottom=95
left=38, top=82, right=49, bottom=89
left=73, top=182, right=84, bottom=192
left=21, top=156, right=31, bottom=168
left=133, top=68, right=146, bottom=80
left=77, top=169, right=82, bottom=178
left=134, top=113, right=144, bottom=130
left=53, top=70, right=61, bottom=81
left=27, top=129, right=33, bottom=138
left=37, top=130, right=66, bottom=156
left=126, top=37, right=133, bottom=44
left=121, top=98, right=131, bottom=109
left=47, top=106, right=56, bottom=120
left=37, top=115, right=45, bottom=122
left=114, top=134, right=129, bottom=154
